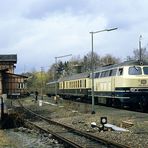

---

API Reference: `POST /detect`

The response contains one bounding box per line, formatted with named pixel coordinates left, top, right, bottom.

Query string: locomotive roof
left=95, top=60, right=148, bottom=72
left=47, top=60, right=148, bottom=84
left=59, top=72, right=89, bottom=82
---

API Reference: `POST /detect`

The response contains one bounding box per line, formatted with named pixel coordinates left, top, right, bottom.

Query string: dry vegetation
left=0, top=130, right=16, bottom=147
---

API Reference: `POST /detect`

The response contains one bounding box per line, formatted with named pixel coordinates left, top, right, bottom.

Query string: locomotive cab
left=114, top=64, right=148, bottom=111
left=94, top=61, right=148, bottom=111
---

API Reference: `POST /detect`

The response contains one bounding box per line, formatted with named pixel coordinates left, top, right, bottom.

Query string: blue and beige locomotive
left=47, top=60, right=148, bottom=111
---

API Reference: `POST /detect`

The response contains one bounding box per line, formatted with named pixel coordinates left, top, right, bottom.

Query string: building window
left=17, top=82, right=25, bottom=89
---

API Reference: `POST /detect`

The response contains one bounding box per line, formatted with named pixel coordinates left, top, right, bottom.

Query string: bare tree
left=101, top=54, right=120, bottom=66
left=81, top=51, right=101, bottom=72
left=126, top=47, right=148, bottom=61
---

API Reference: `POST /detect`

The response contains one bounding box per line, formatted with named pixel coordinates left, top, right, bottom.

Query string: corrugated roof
left=0, top=54, right=17, bottom=63
left=6, top=73, right=28, bottom=78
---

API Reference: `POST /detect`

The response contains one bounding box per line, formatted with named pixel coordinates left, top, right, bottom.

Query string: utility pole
left=90, top=27, right=118, bottom=114
left=40, top=67, right=44, bottom=100
left=139, top=35, right=142, bottom=62
left=54, top=54, right=72, bottom=99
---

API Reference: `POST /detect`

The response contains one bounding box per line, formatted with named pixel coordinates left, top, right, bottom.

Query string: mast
left=139, top=35, right=142, bottom=62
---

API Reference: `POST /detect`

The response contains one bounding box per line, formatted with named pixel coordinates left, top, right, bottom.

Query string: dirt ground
left=0, top=130, right=17, bottom=147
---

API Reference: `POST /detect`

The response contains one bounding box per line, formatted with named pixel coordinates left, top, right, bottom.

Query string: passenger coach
left=58, top=72, right=91, bottom=101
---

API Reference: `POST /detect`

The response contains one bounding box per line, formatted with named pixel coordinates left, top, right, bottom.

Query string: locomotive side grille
left=137, top=88, right=148, bottom=92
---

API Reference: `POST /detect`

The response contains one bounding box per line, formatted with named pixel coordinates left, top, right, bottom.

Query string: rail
left=16, top=100, right=130, bottom=148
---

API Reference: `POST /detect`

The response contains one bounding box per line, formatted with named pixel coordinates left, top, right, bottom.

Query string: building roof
left=6, top=73, right=28, bottom=78
left=0, top=54, right=17, bottom=63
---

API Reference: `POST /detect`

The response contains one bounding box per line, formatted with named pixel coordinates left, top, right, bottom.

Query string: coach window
left=82, top=80, right=84, bottom=87
left=65, top=82, right=67, bottom=88
left=129, top=66, right=142, bottom=75
left=64, top=82, right=65, bottom=89
left=80, top=80, right=82, bottom=87
left=117, top=68, right=123, bottom=76
left=70, top=82, right=71, bottom=88
left=84, top=79, right=86, bottom=87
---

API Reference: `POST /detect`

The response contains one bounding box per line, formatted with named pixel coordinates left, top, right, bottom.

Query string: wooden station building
left=0, top=54, right=28, bottom=98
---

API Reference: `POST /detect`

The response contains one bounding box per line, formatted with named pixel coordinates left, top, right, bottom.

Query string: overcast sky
left=1, top=0, right=148, bottom=73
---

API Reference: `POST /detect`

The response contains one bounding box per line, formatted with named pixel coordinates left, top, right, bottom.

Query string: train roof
left=95, top=60, right=148, bottom=72
left=58, top=72, right=89, bottom=82
left=47, top=60, right=148, bottom=84
left=46, top=73, right=89, bottom=84
left=46, top=80, right=58, bottom=85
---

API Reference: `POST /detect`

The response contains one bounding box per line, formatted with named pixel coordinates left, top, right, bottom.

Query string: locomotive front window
left=128, top=67, right=142, bottom=75
left=143, top=67, right=148, bottom=74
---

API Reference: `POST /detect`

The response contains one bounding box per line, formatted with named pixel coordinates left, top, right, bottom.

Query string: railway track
left=15, top=100, right=129, bottom=148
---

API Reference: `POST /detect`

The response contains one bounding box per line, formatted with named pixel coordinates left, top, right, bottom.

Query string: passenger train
left=47, top=60, right=148, bottom=111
